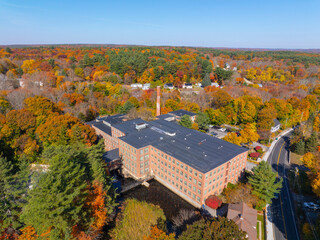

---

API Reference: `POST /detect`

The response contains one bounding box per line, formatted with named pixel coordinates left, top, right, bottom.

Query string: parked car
left=219, top=127, right=226, bottom=132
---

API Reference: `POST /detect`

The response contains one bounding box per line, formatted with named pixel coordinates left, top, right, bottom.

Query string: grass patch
left=257, top=214, right=265, bottom=240
left=290, top=152, right=303, bottom=165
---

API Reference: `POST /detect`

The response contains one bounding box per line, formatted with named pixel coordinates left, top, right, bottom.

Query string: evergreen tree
left=214, top=67, right=233, bottom=85
left=248, top=161, right=282, bottom=204
left=179, top=115, right=192, bottom=128
left=306, top=132, right=318, bottom=153
left=295, top=139, right=305, bottom=155
left=202, top=73, right=211, bottom=87
left=21, top=152, right=88, bottom=239
left=195, top=112, right=209, bottom=131
left=0, top=157, right=29, bottom=233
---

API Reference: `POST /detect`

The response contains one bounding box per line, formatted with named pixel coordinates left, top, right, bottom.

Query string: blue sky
left=0, top=0, right=319, bottom=48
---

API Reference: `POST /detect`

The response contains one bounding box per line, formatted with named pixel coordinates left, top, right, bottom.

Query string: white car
left=219, top=127, right=226, bottom=132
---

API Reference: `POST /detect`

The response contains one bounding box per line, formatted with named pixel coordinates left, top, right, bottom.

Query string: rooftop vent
left=160, top=137, right=163, bottom=140
left=186, top=146, right=190, bottom=149
left=135, top=123, right=147, bottom=130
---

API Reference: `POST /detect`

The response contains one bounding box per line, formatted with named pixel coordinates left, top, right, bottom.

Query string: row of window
left=156, top=171, right=201, bottom=203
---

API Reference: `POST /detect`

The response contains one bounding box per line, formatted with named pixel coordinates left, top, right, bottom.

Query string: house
left=182, top=83, right=193, bottom=89
left=211, top=82, right=219, bottom=88
left=195, top=82, right=202, bottom=87
left=164, top=83, right=174, bottom=90
left=142, top=83, right=150, bottom=90
left=131, top=83, right=143, bottom=89
left=225, top=63, right=230, bottom=69
left=271, top=119, right=281, bottom=133
left=168, top=109, right=197, bottom=122
left=227, top=202, right=257, bottom=240
left=233, top=67, right=238, bottom=71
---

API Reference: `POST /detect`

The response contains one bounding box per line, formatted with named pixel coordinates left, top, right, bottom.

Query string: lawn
left=257, top=214, right=265, bottom=240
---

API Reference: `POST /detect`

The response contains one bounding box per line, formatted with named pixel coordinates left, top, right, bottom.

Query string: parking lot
left=207, top=126, right=228, bottom=139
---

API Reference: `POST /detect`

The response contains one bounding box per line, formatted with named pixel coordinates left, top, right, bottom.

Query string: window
left=198, top=182, right=202, bottom=187
left=172, top=166, right=175, bottom=171
left=194, top=172, right=198, bottom=177
left=177, top=162, right=179, bottom=167
left=198, top=189, right=201, bottom=194
left=197, top=197, right=200, bottom=202
left=172, top=173, right=175, bottom=178
left=140, top=149, right=143, bottom=155
left=184, top=173, right=187, bottom=178
left=199, top=174, right=202, bottom=179
left=140, top=157, right=143, bottom=161
left=145, top=148, right=148, bottom=153
left=193, top=179, right=197, bottom=184
left=193, top=186, right=196, bottom=191
left=205, top=174, right=208, bottom=179
left=189, top=176, right=192, bottom=181
left=189, top=169, right=193, bottom=174
left=145, top=155, right=149, bottom=160
left=169, top=157, right=171, bottom=162
left=180, top=171, right=183, bottom=176
left=165, top=162, right=167, bottom=167
left=193, top=194, right=196, bottom=199
left=181, top=163, right=184, bottom=168
left=184, top=181, right=187, bottom=186
left=169, top=164, right=171, bottom=169
left=172, top=159, right=175, bottom=164
left=165, top=155, right=167, bottom=160
left=185, top=166, right=188, bottom=171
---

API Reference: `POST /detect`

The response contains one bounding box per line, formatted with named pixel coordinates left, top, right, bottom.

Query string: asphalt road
left=267, top=134, right=300, bottom=240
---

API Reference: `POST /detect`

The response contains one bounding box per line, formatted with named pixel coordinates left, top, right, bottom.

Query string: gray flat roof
left=120, top=119, right=247, bottom=173
left=87, top=120, right=112, bottom=135
left=103, top=148, right=120, bottom=163
left=112, top=118, right=147, bottom=134
left=169, top=109, right=197, bottom=117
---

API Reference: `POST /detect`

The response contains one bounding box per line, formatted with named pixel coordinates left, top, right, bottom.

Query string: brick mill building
left=89, top=113, right=248, bottom=208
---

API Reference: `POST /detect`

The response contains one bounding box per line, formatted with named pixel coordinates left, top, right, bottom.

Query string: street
left=267, top=134, right=300, bottom=240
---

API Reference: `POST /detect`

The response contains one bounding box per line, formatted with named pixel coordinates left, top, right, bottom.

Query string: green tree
left=295, top=139, right=305, bottom=155
left=0, top=157, right=29, bottom=233
left=21, top=151, right=88, bottom=239
left=5, top=47, right=12, bottom=53
left=202, top=73, right=211, bottom=87
left=214, top=67, right=233, bottom=85
left=179, top=115, right=192, bottom=128
left=178, top=217, right=247, bottom=240
left=248, top=161, right=282, bottom=205
left=195, top=112, right=209, bottom=131
left=306, top=132, right=318, bottom=153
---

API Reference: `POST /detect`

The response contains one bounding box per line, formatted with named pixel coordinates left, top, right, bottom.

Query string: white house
left=182, top=83, right=193, bottom=89
left=211, top=82, right=220, bottom=88
left=131, top=83, right=143, bottom=89
left=142, top=83, right=150, bottom=90
left=164, top=83, right=174, bottom=90
left=271, top=119, right=281, bottom=133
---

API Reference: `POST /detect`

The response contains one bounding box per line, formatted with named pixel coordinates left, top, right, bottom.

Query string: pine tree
left=21, top=152, right=88, bottom=239
left=195, top=112, right=209, bottom=131
left=179, top=115, right=192, bottom=128
left=201, top=73, right=211, bottom=87
left=295, top=139, right=305, bottom=155
left=248, top=161, right=282, bottom=204
left=0, top=157, right=29, bottom=232
left=306, top=132, right=317, bottom=153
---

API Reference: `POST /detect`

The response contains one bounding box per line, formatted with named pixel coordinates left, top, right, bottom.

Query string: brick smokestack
left=156, top=86, right=161, bottom=116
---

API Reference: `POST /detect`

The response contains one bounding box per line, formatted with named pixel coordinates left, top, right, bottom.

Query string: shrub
left=255, top=146, right=262, bottom=151
left=205, top=195, right=222, bottom=210
left=249, top=152, right=260, bottom=158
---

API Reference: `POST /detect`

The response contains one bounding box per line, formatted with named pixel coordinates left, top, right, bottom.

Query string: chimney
left=156, top=86, right=161, bottom=116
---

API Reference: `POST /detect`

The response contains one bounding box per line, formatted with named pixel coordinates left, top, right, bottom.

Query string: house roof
left=169, top=109, right=197, bottom=117
left=273, top=119, right=281, bottom=127
left=227, top=202, right=257, bottom=240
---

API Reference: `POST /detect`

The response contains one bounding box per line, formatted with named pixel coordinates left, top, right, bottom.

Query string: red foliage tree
left=205, top=195, right=222, bottom=210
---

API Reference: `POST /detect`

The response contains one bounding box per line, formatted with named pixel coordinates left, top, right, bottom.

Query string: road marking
left=277, top=142, right=288, bottom=239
